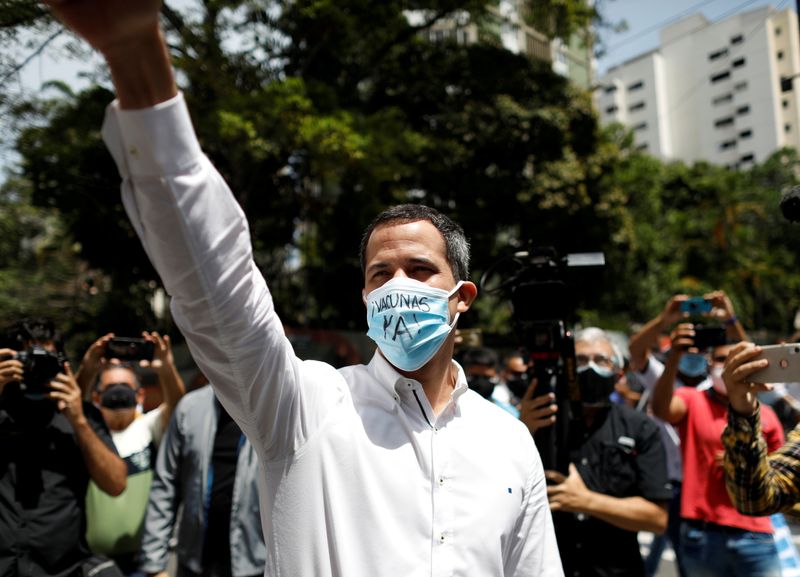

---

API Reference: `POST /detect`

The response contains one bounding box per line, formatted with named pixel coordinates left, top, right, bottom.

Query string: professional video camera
left=481, top=246, right=604, bottom=473
left=16, top=346, right=66, bottom=395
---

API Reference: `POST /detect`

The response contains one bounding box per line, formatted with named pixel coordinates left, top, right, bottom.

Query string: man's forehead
left=100, top=367, right=137, bottom=386
left=576, top=340, right=613, bottom=354
left=365, top=220, right=446, bottom=257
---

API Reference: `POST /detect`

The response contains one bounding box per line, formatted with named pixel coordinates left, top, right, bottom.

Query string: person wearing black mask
left=522, top=327, right=672, bottom=577
left=0, top=318, right=127, bottom=577
left=460, top=346, right=519, bottom=417
left=81, top=332, right=185, bottom=576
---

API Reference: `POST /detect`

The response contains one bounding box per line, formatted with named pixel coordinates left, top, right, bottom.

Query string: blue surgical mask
left=679, top=353, right=708, bottom=378
left=364, top=277, right=463, bottom=372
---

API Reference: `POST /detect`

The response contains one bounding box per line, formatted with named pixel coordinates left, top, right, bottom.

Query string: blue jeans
left=679, top=519, right=781, bottom=577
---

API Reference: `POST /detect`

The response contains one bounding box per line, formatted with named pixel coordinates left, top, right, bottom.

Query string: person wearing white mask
left=42, top=4, right=563, bottom=576
left=652, top=332, right=784, bottom=577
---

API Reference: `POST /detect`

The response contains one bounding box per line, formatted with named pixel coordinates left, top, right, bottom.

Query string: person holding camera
left=628, top=291, right=748, bottom=577
left=0, top=318, right=127, bottom=577
left=41, top=3, right=562, bottom=576
left=78, top=332, right=185, bottom=576
left=651, top=323, right=783, bottom=577
left=523, top=327, right=672, bottom=577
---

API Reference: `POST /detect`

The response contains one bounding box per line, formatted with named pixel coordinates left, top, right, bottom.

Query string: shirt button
left=438, top=477, right=445, bottom=486
left=440, top=534, right=446, bottom=543
left=581, top=458, right=588, bottom=465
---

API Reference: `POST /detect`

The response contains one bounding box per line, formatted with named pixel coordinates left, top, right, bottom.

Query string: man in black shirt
left=0, top=319, right=127, bottom=577
left=521, top=327, right=672, bottom=577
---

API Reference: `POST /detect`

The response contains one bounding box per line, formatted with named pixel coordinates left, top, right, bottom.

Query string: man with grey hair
left=521, top=326, right=672, bottom=577
left=43, top=3, right=563, bottom=576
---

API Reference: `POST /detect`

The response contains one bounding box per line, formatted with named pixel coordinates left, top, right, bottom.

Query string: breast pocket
left=590, top=441, right=637, bottom=495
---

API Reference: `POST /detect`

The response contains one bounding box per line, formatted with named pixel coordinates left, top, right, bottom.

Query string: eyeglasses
left=576, top=354, right=615, bottom=369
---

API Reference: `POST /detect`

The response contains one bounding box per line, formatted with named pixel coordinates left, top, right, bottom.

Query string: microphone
left=780, top=186, right=800, bottom=222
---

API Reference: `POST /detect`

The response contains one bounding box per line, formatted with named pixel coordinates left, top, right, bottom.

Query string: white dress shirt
left=101, top=93, right=563, bottom=577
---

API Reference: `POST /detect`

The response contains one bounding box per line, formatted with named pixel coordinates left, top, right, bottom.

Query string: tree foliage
left=4, top=0, right=800, bottom=348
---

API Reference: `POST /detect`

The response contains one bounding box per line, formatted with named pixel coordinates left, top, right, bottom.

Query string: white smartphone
left=750, top=343, right=800, bottom=384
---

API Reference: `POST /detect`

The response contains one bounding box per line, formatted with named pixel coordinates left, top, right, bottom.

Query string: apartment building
left=597, top=6, right=800, bottom=168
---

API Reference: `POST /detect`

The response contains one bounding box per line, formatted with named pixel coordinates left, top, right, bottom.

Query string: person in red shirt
left=652, top=324, right=783, bottom=577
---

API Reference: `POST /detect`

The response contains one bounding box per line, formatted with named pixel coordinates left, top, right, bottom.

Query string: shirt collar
left=367, top=352, right=470, bottom=405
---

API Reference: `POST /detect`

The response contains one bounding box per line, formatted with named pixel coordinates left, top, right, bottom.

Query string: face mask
left=679, top=353, right=708, bottom=379
left=468, top=375, right=498, bottom=399
left=506, top=376, right=529, bottom=400
left=577, top=362, right=617, bottom=407
left=711, top=365, right=726, bottom=395
left=365, top=277, right=463, bottom=372
left=100, top=383, right=138, bottom=410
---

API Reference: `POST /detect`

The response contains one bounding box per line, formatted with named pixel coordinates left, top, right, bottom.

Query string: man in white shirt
left=45, top=3, right=563, bottom=576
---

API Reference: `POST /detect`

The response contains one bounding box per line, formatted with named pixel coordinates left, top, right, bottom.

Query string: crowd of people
left=6, top=2, right=800, bottom=577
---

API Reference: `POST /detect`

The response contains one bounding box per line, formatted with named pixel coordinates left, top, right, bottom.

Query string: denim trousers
left=679, top=519, right=781, bottom=577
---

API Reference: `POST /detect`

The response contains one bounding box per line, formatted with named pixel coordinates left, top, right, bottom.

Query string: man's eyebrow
left=365, top=262, right=389, bottom=274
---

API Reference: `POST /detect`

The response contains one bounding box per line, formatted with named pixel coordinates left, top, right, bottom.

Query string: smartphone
left=106, top=337, right=155, bottom=361
left=680, top=297, right=713, bottom=315
left=692, top=325, right=726, bottom=350
left=750, top=343, right=800, bottom=384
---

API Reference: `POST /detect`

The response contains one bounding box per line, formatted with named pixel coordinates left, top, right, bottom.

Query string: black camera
left=16, top=346, right=65, bottom=394
left=692, top=325, right=726, bottom=350
left=481, top=246, right=604, bottom=473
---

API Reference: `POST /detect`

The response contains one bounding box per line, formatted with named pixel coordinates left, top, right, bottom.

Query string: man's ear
left=456, top=281, right=478, bottom=313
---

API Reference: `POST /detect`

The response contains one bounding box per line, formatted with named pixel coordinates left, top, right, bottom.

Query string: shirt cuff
left=727, top=403, right=761, bottom=437
left=102, top=92, right=203, bottom=178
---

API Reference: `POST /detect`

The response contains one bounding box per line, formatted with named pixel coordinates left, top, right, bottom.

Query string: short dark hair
left=359, top=204, right=470, bottom=281
left=460, top=346, right=499, bottom=369
left=2, top=318, right=63, bottom=353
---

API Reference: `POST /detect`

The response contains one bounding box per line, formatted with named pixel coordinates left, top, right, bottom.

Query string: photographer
left=651, top=323, right=783, bottom=576
left=0, top=318, right=127, bottom=577
left=80, top=332, right=185, bottom=576
left=526, top=327, right=671, bottom=577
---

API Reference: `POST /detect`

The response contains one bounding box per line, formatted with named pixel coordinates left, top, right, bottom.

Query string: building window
left=778, top=50, right=785, bottom=60
left=786, top=123, right=792, bottom=133
left=736, top=105, right=750, bottom=115
left=714, top=116, right=735, bottom=128
left=784, top=99, right=790, bottom=109
left=605, top=105, right=618, bottom=114
left=711, top=71, right=731, bottom=83
left=633, top=122, right=647, bottom=131
left=635, top=143, right=649, bottom=151
left=628, top=80, right=644, bottom=91
left=732, top=57, right=745, bottom=68
left=740, top=153, right=755, bottom=162
left=604, top=85, right=617, bottom=94
left=776, top=26, right=783, bottom=36
left=739, top=129, right=753, bottom=139
left=720, top=140, right=737, bottom=151
left=731, top=34, right=744, bottom=45
left=629, top=101, right=646, bottom=112
left=713, top=93, right=733, bottom=105
left=709, top=48, right=729, bottom=61
left=734, top=81, right=748, bottom=92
